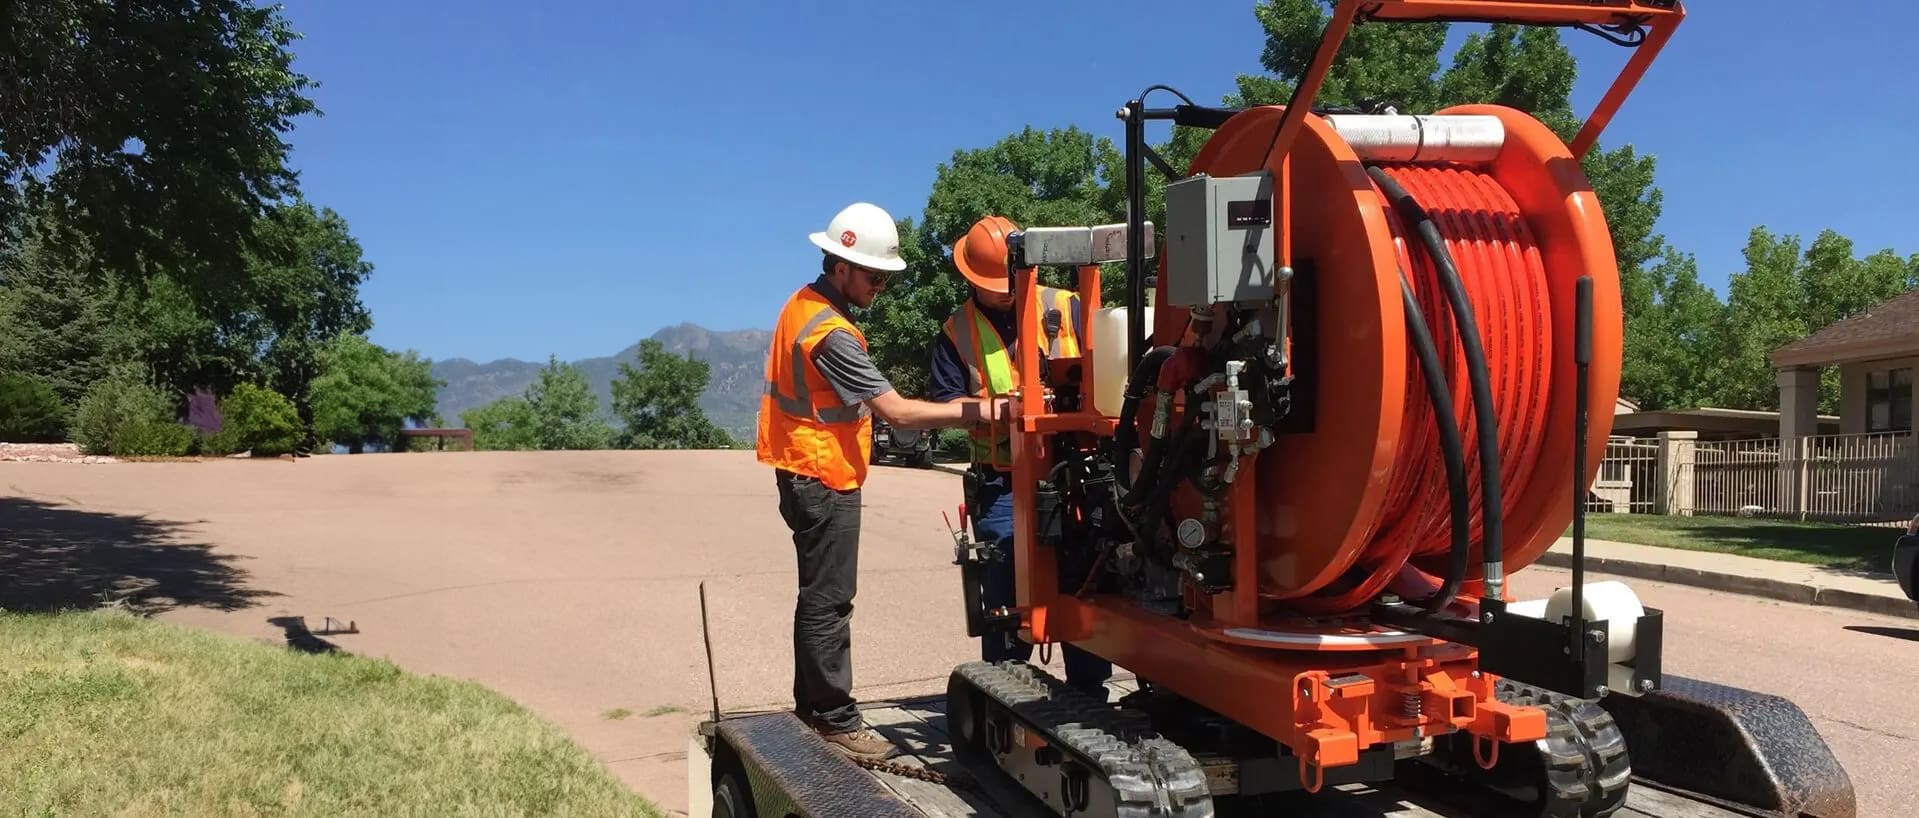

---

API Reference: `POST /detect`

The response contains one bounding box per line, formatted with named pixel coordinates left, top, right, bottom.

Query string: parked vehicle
left=870, top=419, right=933, bottom=468
left=1895, top=513, right=1919, bottom=604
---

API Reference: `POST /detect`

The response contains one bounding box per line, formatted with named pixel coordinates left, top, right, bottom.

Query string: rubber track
left=1495, top=679, right=1632, bottom=818
left=954, top=661, right=1214, bottom=817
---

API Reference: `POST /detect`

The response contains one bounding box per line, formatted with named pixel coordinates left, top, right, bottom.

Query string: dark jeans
left=968, top=465, right=1113, bottom=697
left=776, top=469, right=862, bottom=734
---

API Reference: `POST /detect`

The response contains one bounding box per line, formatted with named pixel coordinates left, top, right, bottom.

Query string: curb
left=1536, top=551, right=1919, bottom=621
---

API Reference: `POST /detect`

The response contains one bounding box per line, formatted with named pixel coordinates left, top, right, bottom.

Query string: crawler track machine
left=938, top=2, right=1857, bottom=816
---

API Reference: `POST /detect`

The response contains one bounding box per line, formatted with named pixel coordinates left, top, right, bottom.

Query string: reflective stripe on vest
left=763, top=307, right=872, bottom=425
left=941, top=287, right=1081, bottom=468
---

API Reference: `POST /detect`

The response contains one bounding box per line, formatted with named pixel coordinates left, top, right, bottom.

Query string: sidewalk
left=1538, top=537, right=1917, bottom=620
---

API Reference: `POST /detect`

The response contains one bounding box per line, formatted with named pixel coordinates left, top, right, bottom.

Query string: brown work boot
left=817, top=726, right=898, bottom=761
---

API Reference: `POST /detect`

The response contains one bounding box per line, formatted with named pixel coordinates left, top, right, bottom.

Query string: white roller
left=1545, top=580, right=1645, bottom=664
left=1321, top=114, right=1505, bottom=163
left=1504, top=597, right=1551, bottom=620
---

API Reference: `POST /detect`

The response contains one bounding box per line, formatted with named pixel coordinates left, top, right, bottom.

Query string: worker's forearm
left=887, top=397, right=980, bottom=430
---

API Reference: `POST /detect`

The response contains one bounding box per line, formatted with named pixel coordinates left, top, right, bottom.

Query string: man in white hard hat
left=758, top=201, right=1007, bottom=761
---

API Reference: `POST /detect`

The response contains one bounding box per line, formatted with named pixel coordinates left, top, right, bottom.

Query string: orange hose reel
left=1154, top=103, right=1623, bottom=616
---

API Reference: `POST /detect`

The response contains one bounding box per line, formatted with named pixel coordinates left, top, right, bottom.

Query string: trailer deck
left=689, top=675, right=1752, bottom=818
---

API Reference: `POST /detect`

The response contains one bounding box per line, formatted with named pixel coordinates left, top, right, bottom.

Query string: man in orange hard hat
left=759, top=201, right=1008, bottom=761
left=929, top=214, right=1113, bottom=699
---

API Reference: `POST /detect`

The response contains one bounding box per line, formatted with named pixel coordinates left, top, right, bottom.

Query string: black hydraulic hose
left=1114, top=346, right=1177, bottom=455
left=1113, top=346, right=1177, bottom=502
left=1135, top=388, right=1207, bottom=557
left=1400, top=276, right=1470, bottom=613
left=1366, top=164, right=1505, bottom=598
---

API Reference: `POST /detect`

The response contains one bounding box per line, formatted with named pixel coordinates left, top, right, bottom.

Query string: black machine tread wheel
left=1494, top=679, right=1631, bottom=818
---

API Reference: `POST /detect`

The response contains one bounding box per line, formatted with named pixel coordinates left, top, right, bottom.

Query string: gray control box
left=1164, top=172, right=1277, bottom=307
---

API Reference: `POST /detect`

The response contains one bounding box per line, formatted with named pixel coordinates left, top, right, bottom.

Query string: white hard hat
left=809, top=202, right=906, bottom=272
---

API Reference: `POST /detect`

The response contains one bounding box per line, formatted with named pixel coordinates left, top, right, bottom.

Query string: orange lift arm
left=1266, top=0, right=1686, bottom=165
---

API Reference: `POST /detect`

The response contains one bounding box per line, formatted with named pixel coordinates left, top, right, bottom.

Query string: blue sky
left=280, top=1, right=1916, bottom=364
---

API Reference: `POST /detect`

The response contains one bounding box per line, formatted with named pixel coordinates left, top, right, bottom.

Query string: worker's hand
left=989, top=397, right=1012, bottom=425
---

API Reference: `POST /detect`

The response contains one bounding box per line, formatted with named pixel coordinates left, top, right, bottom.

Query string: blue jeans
left=969, top=465, right=1112, bottom=698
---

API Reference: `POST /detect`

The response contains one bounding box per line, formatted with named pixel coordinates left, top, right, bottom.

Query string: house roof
left=1771, top=288, right=1919, bottom=368
left=1611, top=406, right=1841, bottom=440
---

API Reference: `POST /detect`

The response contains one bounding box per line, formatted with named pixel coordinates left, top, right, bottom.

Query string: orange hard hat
left=951, top=215, right=1030, bottom=294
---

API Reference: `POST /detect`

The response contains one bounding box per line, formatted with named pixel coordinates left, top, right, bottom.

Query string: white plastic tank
left=1091, top=306, right=1152, bottom=417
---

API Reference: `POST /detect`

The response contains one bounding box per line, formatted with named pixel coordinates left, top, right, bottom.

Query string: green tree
left=225, top=202, right=376, bottom=417
left=69, top=366, right=175, bottom=456
left=609, top=340, right=732, bottom=449
left=461, top=396, right=538, bottom=451
left=1713, top=228, right=1919, bottom=413
left=1619, top=249, right=1727, bottom=411
left=865, top=128, right=1128, bottom=395
left=523, top=356, right=614, bottom=450
left=2, top=199, right=374, bottom=413
left=309, top=334, right=441, bottom=453
left=0, top=373, right=68, bottom=443
left=1, top=0, right=319, bottom=294
left=207, top=382, right=304, bottom=457
left=0, top=222, right=116, bottom=404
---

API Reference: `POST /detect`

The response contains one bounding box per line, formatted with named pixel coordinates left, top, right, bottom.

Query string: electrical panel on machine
left=1164, top=171, right=1276, bottom=307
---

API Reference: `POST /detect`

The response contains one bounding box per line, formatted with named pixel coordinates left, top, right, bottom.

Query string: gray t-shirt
left=813, top=329, right=894, bottom=406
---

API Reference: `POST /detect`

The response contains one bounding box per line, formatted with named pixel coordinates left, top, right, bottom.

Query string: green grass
left=1579, top=514, right=1895, bottom=571
left=0, top=609, right=664, bottom=818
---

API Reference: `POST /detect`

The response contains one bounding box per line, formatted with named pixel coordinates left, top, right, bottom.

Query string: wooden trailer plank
left=1617, top=782, right=1755, bottom=818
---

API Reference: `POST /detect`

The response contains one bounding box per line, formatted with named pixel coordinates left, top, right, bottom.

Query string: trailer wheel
left=713, top=769, right=755, bottom=818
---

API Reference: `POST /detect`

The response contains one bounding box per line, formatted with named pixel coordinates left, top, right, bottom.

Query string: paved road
left=1510, top=566, right=1919, bottom=817
left=3, top=451, right=1914, bottom=817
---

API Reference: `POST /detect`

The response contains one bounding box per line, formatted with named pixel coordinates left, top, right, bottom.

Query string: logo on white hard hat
left=810, top=202, right=907, bottom=272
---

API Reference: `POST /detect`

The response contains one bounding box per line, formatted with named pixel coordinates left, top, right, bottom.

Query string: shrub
left=215, top=383, right=304, bottom=456
left=71, top=371, right=174, bottom=455
left=936, top=428, right=971, bottom=459
left=111, top=419, right=195, bottom=457
left=0, top=373, right=68, bottom=442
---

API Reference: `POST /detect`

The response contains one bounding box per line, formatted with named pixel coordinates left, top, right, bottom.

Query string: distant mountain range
left=430, top=323, right=771, bottom=440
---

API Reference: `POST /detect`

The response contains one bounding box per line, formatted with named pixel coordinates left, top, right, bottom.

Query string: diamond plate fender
left=715, top=713, right=922, bottom=818
left=1599, top=674, right=1856, bottom=818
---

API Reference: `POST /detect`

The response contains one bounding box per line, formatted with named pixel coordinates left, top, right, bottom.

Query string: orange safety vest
left=940, top=286, right=1082, bottom=468
left=757, top=285, right=874, bottom=490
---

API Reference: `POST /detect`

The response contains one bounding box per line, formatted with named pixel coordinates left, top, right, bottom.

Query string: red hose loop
left=1285, top=162, right=1552, bottom=613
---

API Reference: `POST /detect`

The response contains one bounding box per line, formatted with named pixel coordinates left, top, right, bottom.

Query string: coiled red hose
left=1288, top=163, right=1552, bottom=613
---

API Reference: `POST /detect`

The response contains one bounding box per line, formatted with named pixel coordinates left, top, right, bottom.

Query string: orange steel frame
left=992, top=0, right=1683, bottom=782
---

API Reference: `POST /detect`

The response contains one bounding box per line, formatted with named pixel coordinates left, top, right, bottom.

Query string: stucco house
left=1761, top=288, right=1919, bottom=521
left=1770, top=288, right=1919, bottom=440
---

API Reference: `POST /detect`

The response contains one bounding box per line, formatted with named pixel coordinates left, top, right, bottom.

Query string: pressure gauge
left=1177, top=518, right=1209, bottom=549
